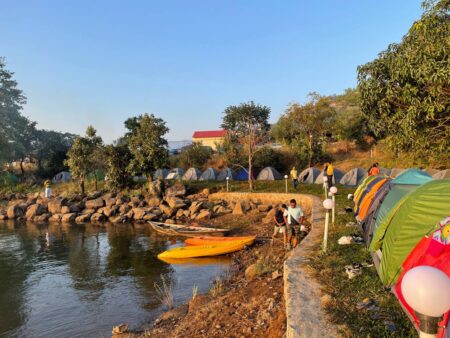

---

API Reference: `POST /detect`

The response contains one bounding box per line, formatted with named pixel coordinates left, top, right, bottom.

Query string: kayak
left=158, top=256, right=231, bottom=266
left=157, top=240, right=252, bottom=259
left=185, top=235, right=256, bottom=246
left=149, top=221, right=229, bottom=237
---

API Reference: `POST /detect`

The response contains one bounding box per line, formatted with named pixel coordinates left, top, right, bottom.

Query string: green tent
left=371, top=169, right=432, bottom=237
left=371, top=179, right=450, bottom=286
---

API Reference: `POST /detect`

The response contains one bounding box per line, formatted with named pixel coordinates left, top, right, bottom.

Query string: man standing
left=284, top=199, right=304, bottom=249
left=290, top=166, right=299, bottom=190
left=326, top=161, right=334, bottom=187
left=272, top=204, right=287, bottom=247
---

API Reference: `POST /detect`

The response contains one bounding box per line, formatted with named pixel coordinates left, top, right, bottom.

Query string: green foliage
left=177, top=142, right=212, bottom=169
left=253, top=147, right=285, bottom=173
left=125, top=113, right=169, bottom=176
left=104, top=143, right=132, bottom=191
left=357, top=0, right=450, bottom=163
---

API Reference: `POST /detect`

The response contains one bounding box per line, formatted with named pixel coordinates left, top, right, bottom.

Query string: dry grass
left=209, top=276, right=224, bottom=298
left=154, top=274, right=174, bottom=310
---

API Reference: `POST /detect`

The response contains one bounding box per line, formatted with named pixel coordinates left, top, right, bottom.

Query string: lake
left=0, top=221, right=229, bottom=338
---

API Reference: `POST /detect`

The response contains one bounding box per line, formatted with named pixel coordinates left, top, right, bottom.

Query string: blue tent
left=235, top=168, right=255, bottom=181
left=392, top=168, right=432, bottom=185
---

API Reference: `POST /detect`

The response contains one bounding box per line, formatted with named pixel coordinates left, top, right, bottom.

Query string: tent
left=314, top=168, right=344, bottom=185
left=52, top=171, right=71, bottom=183
left=433, top=169, right=450, bottom=180
left=182, top=168, right=202, bottom=181
left=256, top=167, right=282, bottom=180
left=370, top=169, right=433, bottom=244
left=339, top=167, right=367, bottom=186
left=389, top=168, right=405, bottom=177
left=298, top=167, right=320, bottom=184
left=200, top=167, right=219, bottom=181
left=154, top=169, right=169, bottom=180
left=166, top=168, right=185, bottom=180
left=217, top=168, right=234, bottom=181
left=353, top=176, right=378, bottom=208
left=235, top=168, right=255, bottom=181
left=394, top=216, right=450, bottom=338
left=379, top=167, right=391, bottom=176
left=370, top=179, right=450, bottom=286
left=354, top=177, right=389, bottom=219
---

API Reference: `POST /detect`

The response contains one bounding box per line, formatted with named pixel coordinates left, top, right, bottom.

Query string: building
left=192, top=130, right=227, bottom=150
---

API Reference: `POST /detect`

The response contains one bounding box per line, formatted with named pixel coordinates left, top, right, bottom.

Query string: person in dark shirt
left=272, top=204, right=287, bottom=247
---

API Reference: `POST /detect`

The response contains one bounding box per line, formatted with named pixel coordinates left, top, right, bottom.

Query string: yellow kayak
left=157, top=239, right=252, bottom=259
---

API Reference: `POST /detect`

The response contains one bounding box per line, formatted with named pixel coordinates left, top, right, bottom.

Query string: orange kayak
left=185, top=235, right=256, bottom=246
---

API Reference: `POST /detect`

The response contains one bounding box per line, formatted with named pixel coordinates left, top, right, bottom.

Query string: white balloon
left=402, top=266, right=450, bottom=317
left=323, top=199, right=334, bottom=210
left=330, top=186, right=338, bottom=194
left=347, top=194, right=354, bottom=200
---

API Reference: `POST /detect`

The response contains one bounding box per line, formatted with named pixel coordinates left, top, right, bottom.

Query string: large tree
left=177, top=143, right=212, bottom=169
left=221, top=101, right=270, bottom=191
left=104, top=143, right=132, bottom=191
left=357, top=0, right=450, bottom=163
left=125, top=113, right=169, bottom=187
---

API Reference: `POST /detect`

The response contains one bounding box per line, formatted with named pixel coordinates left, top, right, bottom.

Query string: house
left=192, top=130, right=227, bottom=150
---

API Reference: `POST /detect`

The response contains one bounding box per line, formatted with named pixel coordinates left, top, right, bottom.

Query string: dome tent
left=256, top=167, right=282, bottom=180
left=389, top=168, right=405, bottom=178
left=166, top=168, right=185, bottom=180
left=154, top=169, right=169, bottom=180
left=298, top=167, right=320, bottom=184
left=339, top=167, right=367, bottom=186
left=183, top=168, right=202, bottom=181
left=200, top=167, right=219, bottom=181
left=217, top=168, right=234, bottom=181
left=314, top=168, right=345, bottom=185
left=433, top=169, right=450, bottom=180
left=52, top=171, right=71, bottom=183
left=235, top=168, right=255, bottom=181
left=379, top=167, right=391, bottom=176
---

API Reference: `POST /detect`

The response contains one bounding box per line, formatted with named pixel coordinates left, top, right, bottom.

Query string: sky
left=0, top=0, right=423, bottom=143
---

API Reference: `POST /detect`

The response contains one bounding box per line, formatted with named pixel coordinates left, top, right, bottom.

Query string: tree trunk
left=94, top=172, right=98, bottom=191
left=248, top=150, right=253, bottom=191
left=80, top=177, right=85, bottom=194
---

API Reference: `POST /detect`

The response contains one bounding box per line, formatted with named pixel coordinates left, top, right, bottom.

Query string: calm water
left=0, top=221, right=230, bottom=338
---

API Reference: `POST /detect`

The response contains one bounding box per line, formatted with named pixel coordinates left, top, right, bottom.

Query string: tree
left=125, top=114, right=169, bottom=187
left=178, top=143, right=212, bottom=169
left=357, top=0, right=450, bottom=163
left=104, top=143, right=132, bottom=191
left=85, top=126, right=104, bottom=190
left=221, top=101, right=271, bottom=191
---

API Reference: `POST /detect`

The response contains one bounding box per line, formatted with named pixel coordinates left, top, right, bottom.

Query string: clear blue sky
left=0, top=0, right=423, bottom=143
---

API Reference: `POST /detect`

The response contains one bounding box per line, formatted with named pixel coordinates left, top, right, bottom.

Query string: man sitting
left=272, top=204, right=287, bottom=247
left=284, top=199, right=304, bottom=249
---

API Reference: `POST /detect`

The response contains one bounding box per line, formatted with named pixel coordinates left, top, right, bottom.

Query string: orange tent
left=356, top=178, right=390, bottom=222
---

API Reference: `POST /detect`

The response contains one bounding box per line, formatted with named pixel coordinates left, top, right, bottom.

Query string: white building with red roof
left=192, top=130, right=227, bottom=150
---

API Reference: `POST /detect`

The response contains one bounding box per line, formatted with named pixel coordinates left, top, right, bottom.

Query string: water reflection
left=0, top=221, right=228, bottom=338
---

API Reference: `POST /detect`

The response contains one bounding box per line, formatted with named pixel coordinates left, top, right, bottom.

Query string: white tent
left=200, top=167, right=219, bottom=181
left=256, top=167, right=282, bottom=180
left=314, top=168, right=345, bottom=185
left=339, top=167, right=367, bottom=186
left=52, top=171, right=71, bottom=183
left=433, top=169, right=450, bottom=180
left=166, top=168, right=185, bottom=180
left=298, top=167, right=320, bottom=184
left=154, top=169, right=169, bottom=180
left=183, top=168, right=202, bottom=181
left=217, top=168, right=234, bottom=181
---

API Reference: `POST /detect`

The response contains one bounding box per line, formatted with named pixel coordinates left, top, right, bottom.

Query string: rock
left=215, top=206, right=232, bottom=214
left=104, top=197, right=116, bottom=207
left=151, top=208, right=163, bottom=216
left=26, top=204, right=46, bottom=220
left=125, top=210, right=134, bottom=219
left=118, top=204, right=131, bottom=215
left=166, top=197, right=186, bottom=209
left=165, top=219, right=176, bottom=224
left=61, top=213, right=77, bottom=223
left=129, top=196, right=142, bottom=207
left=91, top=213, right=106, bottom=222
left=166, top=182, right=186, bottom=197
left=202, top=188, right=210, bottom=196
left=263, top=208, right=277, bottom=224
left=49, top=213, right=62, bottom=222
left=7, top=205, right=24, bottom=219
left=176, top=209, right=185, bottom=219
left=0, top=214, right=7, bottom=220
left=148, top=197, right=162, bottom=207
left=34, top=213, right=51, bottom=223
left=196, top=209, right=211, bottom=221
left=85, top=198, right=104, bottom=209
left=82, top=208, right=96, bottom=215
left=258, top=204, right=272, bottom=212
left=143, top=213, right=157, bottom=221
left=232, top=202, right=245, bottom=215
left=47, top=198, right=65, bottom=214
left=160, top=204, right=175, bottom=217
left=69, top=203, right=83, bottom=213
left=321, top=294, right=333, bottom=306
left=183, top=210, right=190, bottom=218
left=245, top=264, right=257, bottom=281
left=132, top=207, right=147, bottom=220
left=112, top=324, right=128, bottom=335
left=109, top=215, right=127, bottom=223
left=103, top=206, right=117, bottom=217
left=60, top=206, right=71, bottom=214
left=271, top=270, right=282, bottom=280
left=189, top=201, right=203, bottom=215
left=75, top=213, right=92, bottom=223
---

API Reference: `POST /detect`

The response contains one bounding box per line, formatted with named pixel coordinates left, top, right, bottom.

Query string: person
left=283, top=199, right=304, bottom=249
left=290, top=166, right=299, bottom=190
left=272, top=204, right=287, bottom=246
left=368, top=162, right=380, bottom=176
left=326, top=161, right=334, bottom=187
left=44, top=179, right=52, bottom=198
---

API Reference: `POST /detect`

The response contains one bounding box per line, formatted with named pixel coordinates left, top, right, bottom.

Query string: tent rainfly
left=200, top=167, right=219, bottom=181
left=154, top=169, right=169, bottom=180
left=315, top=168, right=345, bottom=185
left=339, top=167, right=367, bottom=186
left=432, top=169, right=450, bottom=180
left=298, top=167, right=320, bottom=184
left=52, top=171, right=71, bottom=183
left=217, top=168, right=234, bottom=181
left=389, top=168, right=405, bottom=178
left=256, top=167, right=282, bottom=180
left=182, top=168, right=202, bottom=181
left=166, top=168, right=185, bottom=180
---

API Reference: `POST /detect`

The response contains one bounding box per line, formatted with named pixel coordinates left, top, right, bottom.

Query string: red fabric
left=395, top=236, right=450, bottom=337
left=192, top=130, right=228, bottom=138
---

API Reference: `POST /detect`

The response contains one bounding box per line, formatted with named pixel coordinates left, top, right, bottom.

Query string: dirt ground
left=127, top=211, right=310, bottom=338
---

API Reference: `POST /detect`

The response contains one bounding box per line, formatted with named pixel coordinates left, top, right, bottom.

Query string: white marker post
left=330, top=186, right=338, bottom=226
left=323, top=176, right=328, bottom=199
left=322, top=198, right=334, bottom=253
left=284, top=174, right=288, bottom=193
left=226, top=177, right=229, bottom=192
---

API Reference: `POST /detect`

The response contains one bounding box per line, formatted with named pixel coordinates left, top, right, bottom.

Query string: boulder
left=202, top=188, right=210, bottom=196
left=91, top=213, right=106, bottom=222
left=26, top=204, right=47, bottom=220
left=60, top=206, right=71, bottom=214
left=189, top=201, right=203, bottom=215
left=119, top=204, right=131, bottom=215
left=85, top=198, right=104, bottom=209
left=166, top=197, right=186, bottom=210
left=129, top=196, right=141, bottom=207
left=82, top=208, right=96, bottom=215
left=0, top=214, right=7, bottom=220
left=165, top=219, right=176, bottom=224
left=125, top=210, right=134, bottom=219
left=196, top=209, right=211, bottom=221
left=143, top=213, right=157, bottom=221
left=232, top=202, right=245, bottom=215
left=34, top=213, right=51, bottom=223
left=245, top=264, right=257, bottom=281
left=258, top=204, right=272, bottom=212
left=104, top=198, right=116, bottom=207
left=7, top=205, right=24, bottom=219
left=148, top=197, right=162, bottom=207
left=132, top=208, right=147, bottom=220
left=151, top=208, right=163, bottom=216
left=49, top=214, right=62, bottom=223
left=69, top=203, right=82, bottom=213
left=166, top=182, right=186, bottom=198
left=176, top=209, right=185, bottom=219
left=214, top=205, right=232, bottom=214
left=75, top=213, right=92, bottom=223
left=61, top=213, right=77, bottom=223
left=160, top=204, right=175, bottom=217
left=263, top=208, right=277, bottom=224
left=103, top=206, right=118, bottom=217
left=109, top=215, right=127, bottom=223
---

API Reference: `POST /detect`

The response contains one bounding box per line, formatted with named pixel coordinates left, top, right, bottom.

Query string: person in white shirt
left=283, top=199, right=304, bottom=249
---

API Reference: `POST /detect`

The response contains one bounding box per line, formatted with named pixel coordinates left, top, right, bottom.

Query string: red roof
left=192, top=130, right=227, bottom=139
